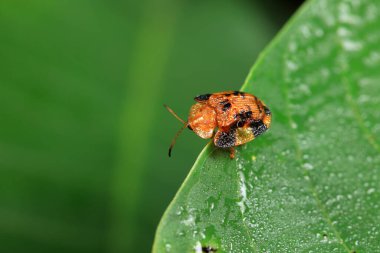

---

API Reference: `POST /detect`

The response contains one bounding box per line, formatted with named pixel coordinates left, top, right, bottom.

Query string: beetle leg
left=229, top=147, right=235, bottom=159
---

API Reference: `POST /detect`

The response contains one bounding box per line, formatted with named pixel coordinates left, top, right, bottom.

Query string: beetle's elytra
left=165, top=91, right=271, bottom=159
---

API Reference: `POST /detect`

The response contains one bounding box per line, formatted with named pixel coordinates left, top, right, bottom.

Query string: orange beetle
left=165, top=91, right=271, bottom=158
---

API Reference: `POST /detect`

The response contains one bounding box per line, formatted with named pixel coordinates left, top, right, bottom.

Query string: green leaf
left=153, top=0, right=380, bottom=252
left=0, top=1, right=277, bottom=252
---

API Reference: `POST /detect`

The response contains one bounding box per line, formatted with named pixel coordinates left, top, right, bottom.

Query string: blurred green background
left=0, top=0, right=302, bottom=252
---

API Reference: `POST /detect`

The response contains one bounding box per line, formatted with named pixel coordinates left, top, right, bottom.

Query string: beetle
left=164, top=91, right=271, bottom=159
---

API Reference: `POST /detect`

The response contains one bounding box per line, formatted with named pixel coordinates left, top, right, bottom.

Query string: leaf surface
left=153, top=0, right=380, bottom=252
left=0, top=1, right=276, bottom=252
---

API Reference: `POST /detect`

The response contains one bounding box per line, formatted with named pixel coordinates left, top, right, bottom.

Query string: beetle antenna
left=168, top=123, right=188, bottom=157
left=164, top=104, right=186, bottom=124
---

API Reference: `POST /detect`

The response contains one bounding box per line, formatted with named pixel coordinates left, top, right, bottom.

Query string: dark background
left=0, top=0, right=303, bottom=252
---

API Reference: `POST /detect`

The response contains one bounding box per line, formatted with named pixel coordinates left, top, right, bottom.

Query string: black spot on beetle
left=215, top=129, right=236, bottom=148
left=264, top=106, right=271, bottom=116
left=253, top=97, right=262, bottom=113
left=222, top=102, right=231, bottom=111
left=194, top=93, right=211, bottom=101
left=257, top=105, right=262, bottom=114
left=237, top=120, right=244, bottom=128
left=232, top=91, right=245, bottom=97
left=250, top=120, right=267, bottom=137
left=225, top=93, right=231, bottom=97
left=235, top=111, right=251, bottom=121
left=202, top=246, right=217, bottom=252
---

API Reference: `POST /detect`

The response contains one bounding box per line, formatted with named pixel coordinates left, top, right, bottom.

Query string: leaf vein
left=282, top=65, right=353, bottom=253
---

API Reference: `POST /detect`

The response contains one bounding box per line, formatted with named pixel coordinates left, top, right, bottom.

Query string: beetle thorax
left=188, top=103, right=217, bottom=139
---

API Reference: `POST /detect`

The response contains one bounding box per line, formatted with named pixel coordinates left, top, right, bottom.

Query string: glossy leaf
left=0, top=1, right=277, bottom=252
left=153, top=0, right=380, bottom=252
